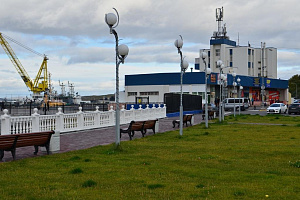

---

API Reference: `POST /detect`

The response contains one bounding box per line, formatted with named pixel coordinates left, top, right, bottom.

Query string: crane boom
left=0, top=32, right=48, bottom=94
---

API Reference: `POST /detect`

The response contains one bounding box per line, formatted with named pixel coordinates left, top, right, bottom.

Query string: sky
left=0, top=0, right=300, bottom=99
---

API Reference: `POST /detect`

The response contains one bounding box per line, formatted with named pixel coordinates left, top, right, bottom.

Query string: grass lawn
left=0, top=115, right=299, bottom=199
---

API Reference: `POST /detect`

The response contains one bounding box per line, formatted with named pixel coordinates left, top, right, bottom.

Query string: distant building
left=124, top=7, right=289, bottom=107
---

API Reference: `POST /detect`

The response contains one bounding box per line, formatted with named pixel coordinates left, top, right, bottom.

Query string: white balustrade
left=0, top=104, right=167, bottom=135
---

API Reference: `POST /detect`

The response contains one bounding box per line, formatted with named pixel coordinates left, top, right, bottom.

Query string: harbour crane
left=0, top=32, right=49, bottom=98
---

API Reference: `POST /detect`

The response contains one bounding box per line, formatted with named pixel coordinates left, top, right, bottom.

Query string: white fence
left=0, top=104, right=166, bottom=135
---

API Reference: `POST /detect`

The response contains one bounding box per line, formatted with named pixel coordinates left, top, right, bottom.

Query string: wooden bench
left=172, top=114, right=193, bottom=128
left=0, top=131, right=55, bottom=161
left=202, top=110, right=216, bottom=120
left=120, top=119, right=158, bottom=140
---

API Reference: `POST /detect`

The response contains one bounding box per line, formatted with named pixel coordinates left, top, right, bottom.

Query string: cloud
left=0, top=0, right=300, bottom=97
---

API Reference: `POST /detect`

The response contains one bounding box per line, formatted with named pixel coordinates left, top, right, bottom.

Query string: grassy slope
left=0, top=115, right=299, bottom=200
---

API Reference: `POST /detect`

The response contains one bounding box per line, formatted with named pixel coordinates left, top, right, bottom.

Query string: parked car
left=293, top=99, right=300, bottom=103
left=288, top=103, right=300, bottom=115
left=223, top=98, right=247, bottom=111
left=267, top=103, right=287, bottom=114
left=203, top=103, right=217, bottom=111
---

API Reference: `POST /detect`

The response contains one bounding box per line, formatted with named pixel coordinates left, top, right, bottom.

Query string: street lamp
left=232, top=73, right=236, bottom=117
left=175, top=36, right=189, bottom=136
left=221, top=73, right=226, bottom=121
left=237, top=77, right=241, bottom=115
left=217, top=60, right=223, bottom=122
left=201, top=52, right=211, bottom=128
left=105, top=8, right=129, bottom=146
left=239, top=85, right=243, bottom=115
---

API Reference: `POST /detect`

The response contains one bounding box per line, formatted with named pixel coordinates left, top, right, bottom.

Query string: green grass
left=225, top=113, right=300, bottom=125
left=0, top=115, right=299, bottom=199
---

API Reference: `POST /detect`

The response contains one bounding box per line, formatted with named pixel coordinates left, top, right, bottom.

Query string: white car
left=267, top=103, right=287, bottom=114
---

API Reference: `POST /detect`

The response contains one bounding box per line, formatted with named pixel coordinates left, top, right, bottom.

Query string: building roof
left=125, top=72, right=288, bottom=89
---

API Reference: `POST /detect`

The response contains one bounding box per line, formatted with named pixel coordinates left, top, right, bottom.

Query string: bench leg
left=45, top=144, right=50, bottom=155
left=11, top=149, right=16, bottom=160
left=172, top=120, right=176, bottom=128
left=0, top=150, right=4, bottom=161
left=152, top=128, right=155, bottom=134
left=129, top=131, right=133, bottom=140
left=141, top=130, right=145, bottom=137
left=34, top=145, right=39, bottom=155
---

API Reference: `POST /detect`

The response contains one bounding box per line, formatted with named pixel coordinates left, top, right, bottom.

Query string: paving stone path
left=1, top=114, right=204, bottom=162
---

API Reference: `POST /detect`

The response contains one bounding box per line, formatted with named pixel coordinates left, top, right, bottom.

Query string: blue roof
left=125, top=72, right=288, bottom=89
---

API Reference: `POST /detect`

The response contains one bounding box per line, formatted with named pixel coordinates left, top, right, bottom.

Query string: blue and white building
left=124, top=7, right=289, bottom=106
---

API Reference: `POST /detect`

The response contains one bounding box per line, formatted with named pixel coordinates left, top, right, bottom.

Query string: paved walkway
left=1, top=114, right=204, bottom=162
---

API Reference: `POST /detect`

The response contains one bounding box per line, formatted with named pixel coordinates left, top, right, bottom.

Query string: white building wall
left=125, top=85, right=169, bottom=103
left=197, top=44, right=277, bottom=79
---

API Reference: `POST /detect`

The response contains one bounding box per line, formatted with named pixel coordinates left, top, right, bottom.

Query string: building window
left=230, top=62, right=233, bottom=67
left=128, top=92, right=137, bottom=96
left=248, top=62, right=251, bottom=68
left=215, top=49, right=220, bottom=56
left=248, top=49, right=251, bottom=55
left=230, top=49, right=233, bottom=55
left=140, top=91, right=159, bottom=96
left=208, top=51, right=210, bottom=57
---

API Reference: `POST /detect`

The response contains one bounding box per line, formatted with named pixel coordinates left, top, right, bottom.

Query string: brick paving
left=1, top=114, right=204, bottom=162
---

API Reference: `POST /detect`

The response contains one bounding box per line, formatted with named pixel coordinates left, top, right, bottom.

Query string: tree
left=288, top=74, right=300, bottom=99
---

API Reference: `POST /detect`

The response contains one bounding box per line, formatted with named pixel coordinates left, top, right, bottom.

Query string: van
left=223, top=98, right=247, bottom=111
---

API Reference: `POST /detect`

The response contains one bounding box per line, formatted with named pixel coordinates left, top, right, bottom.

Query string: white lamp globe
left=174, top=39, right=183, bottom=48
left=233, top=82, right=237, bottom=87
left=182, top=60, right=189, bottom=70
left=232, top=73, right=236, bottom=77
left=237, top=77, right=241, bottom=83
left=206, top=68, right=212, bottom=75
left=221, top=74, right=225, bottom=80
left=105, top=13, right=117, bottom=26
left=221, top=64, right=225, bottom=69
left=217, top=60, right=223, bottom=67
left=118, top=44, right=129, bottom=56
left=200, top=52, right=207, bottom=59
left=240, top=86, right=243, bottom=90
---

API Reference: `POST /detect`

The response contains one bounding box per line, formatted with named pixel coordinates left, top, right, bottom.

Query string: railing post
left=109, top=106, right=115, bottom=126
left=120, top=105, right=126, bottom=124
left=95, top=106, right=100, bottom=127
left=163, top=104, right=167, bottom=118
left=1, top=109, right=11, bottom=135
left=56, top=107, right=64, bottom=132
left=31, top=108, right=40, bottom=132
left=77, top=107, right=84, bottom=130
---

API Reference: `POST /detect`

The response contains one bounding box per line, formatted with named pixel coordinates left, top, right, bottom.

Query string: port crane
left=0, top=32, right=49, bottom=98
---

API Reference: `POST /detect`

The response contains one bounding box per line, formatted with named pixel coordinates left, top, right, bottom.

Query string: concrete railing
left=1, top=104, right=166, bottom=135
left=0, top=104, right=166, bottom=152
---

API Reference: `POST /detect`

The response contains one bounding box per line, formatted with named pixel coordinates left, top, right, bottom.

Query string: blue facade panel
left=210, top=39, right=236, bottom=46
left=125, top=72, right=288, bottom=89
left=195, top=63, right=200, bottom=70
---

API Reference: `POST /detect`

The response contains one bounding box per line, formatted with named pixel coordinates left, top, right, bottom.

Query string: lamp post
left=201, top=52, right=211, bottom=128
left=237, top=77, right=241, bottom=115
left=232, top=73, right=236, bottom=117
left=175, top=36, right=189, bottom=136
left=239, top=85, right=243, bottom=115
left=105, top=8, right=129, bottom=146
left=221, top=73, right=226, bottom=120
left=217, top=60, right=223, bottom=122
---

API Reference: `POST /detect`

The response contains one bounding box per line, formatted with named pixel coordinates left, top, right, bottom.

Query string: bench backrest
left=143, top=120, right=157, bottom=129
left=131, top=121, right=145, bottom=131
left=0, top=135, right=18, bottom=150
left=186, top=115, right=193, bottom=121
left=14, top=131, right=54, bottom=148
